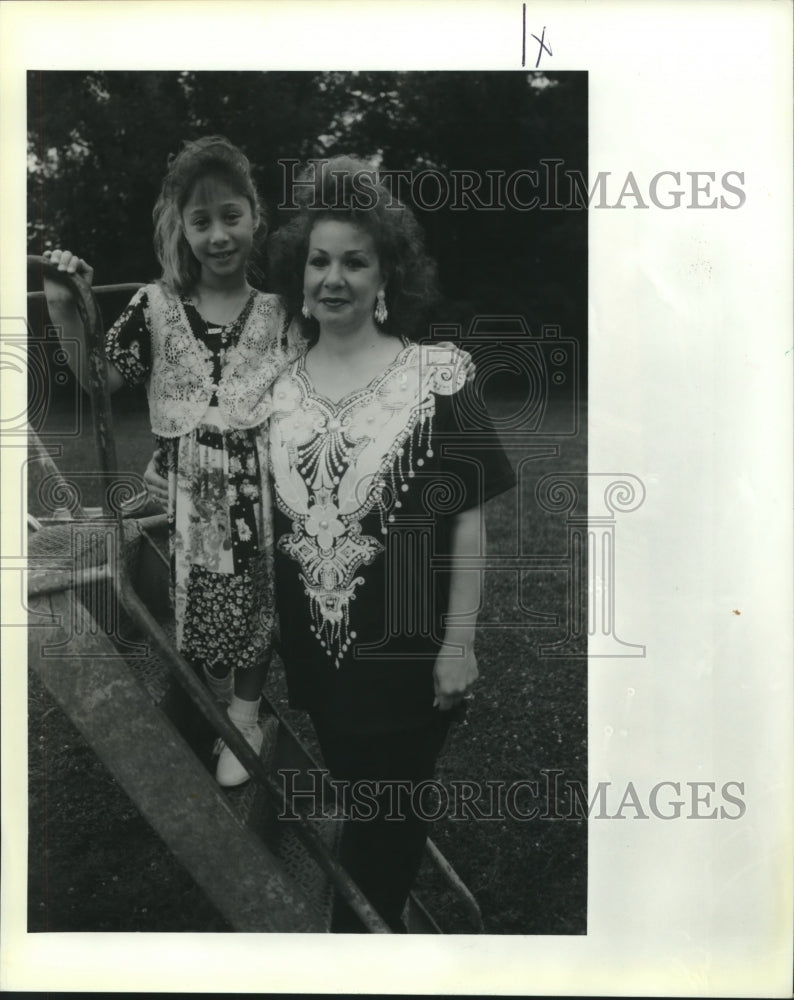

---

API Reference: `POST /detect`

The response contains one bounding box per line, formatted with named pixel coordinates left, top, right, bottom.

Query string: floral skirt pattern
left=156, top=410, right=274, bottom=673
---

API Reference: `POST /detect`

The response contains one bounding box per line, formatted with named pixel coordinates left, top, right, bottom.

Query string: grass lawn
left=28, top=386, right=587, bottom=935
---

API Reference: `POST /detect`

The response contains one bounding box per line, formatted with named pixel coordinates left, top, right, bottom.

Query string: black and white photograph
left=2, top=1, right=792, bottom=996
left=24, top=66, right=588, bottom=937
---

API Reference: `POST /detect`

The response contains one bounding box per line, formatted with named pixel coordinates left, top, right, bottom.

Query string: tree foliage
left=28, top=71, right=586, bottom=337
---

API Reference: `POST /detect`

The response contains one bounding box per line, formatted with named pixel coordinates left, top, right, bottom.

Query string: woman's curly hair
left=267, top=156, right=439, bottom=341
left=153, top=135, right=267, bottom=295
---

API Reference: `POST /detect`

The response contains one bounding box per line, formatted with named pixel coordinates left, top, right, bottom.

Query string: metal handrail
left=27, top=281, right=145, bottom=301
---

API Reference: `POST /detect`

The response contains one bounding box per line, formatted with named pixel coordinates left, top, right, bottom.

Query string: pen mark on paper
left=531, top=25, right=552, bottom=69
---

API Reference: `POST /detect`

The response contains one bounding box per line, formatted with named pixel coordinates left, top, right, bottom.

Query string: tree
left=28, top=70, right=587, bottom=344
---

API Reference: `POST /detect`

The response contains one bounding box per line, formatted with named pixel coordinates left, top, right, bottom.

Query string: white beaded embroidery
left=271, top=341, right=469, bottom=667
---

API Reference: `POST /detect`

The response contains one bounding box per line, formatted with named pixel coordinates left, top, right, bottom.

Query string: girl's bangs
left=180, top=167, right=248, bottom=209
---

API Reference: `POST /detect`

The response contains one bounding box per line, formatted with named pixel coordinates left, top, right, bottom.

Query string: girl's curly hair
left=153, top=135, right=267, bottom=295
left=267, top=156, right=439, bottom=341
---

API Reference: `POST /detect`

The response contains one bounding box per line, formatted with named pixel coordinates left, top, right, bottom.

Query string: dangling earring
left=374, top=290, right=388, bottom=325
left=301, top=298, right=311, bottom=319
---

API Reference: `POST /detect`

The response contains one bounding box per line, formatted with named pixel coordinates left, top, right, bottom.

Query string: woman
left=265, top=157, right=516, bottom=931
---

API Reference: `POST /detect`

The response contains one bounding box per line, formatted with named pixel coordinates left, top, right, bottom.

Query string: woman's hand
left=433, top=642, right=478, bottom=711
left=143, top=453, right=169, bottom=507
left=434, top=505, right=482, bottom=711
left=435, top=341, right=476, bottom=384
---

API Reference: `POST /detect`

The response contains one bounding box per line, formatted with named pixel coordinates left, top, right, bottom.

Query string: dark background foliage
left=27, top=70, right=587, bottom=346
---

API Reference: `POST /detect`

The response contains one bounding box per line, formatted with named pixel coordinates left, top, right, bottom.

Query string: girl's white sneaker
left=214, top=718, right=264, bottom=788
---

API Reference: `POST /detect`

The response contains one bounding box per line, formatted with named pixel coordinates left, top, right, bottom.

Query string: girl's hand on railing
left=43, top=249, right=94, bottom=287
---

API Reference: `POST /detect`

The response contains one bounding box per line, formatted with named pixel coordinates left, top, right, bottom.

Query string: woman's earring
left=301, top=298, right=311, bottom=319
left=374, top=290, right=388, bottom=324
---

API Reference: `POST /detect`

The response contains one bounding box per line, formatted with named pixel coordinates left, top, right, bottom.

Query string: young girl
left=43, top=136, right=304, bottom=788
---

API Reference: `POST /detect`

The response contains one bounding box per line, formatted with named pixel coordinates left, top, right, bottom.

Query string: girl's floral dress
left=106, top=288, right=276, bottom=676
